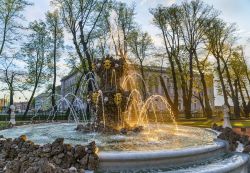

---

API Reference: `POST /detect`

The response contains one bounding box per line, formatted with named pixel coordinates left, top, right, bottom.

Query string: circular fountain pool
left=1, top=123, right=247, bottom=172
left=0, top=123, right=216, bottom=151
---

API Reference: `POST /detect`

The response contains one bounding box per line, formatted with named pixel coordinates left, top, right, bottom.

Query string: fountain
left=0, top=56, right=249, bottom=172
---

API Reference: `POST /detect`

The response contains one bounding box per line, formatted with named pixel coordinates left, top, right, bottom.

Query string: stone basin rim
left=1, top=122, right=218, bottom=134
left=3, top=122, right=216, bottom=129
left=98, top=140, right=226, bottom=160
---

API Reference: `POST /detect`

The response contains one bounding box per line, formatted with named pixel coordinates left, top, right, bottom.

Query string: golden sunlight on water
left=120, top=60, right=178, bottom=131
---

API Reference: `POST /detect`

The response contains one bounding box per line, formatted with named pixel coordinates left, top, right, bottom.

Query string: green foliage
left=127, top=29, right=153, bottom=64
left=22, top=21, right=50, bottom=87
left=0, top=0, right=32, bottom=55
left=45, top=10, right=64, bottom=87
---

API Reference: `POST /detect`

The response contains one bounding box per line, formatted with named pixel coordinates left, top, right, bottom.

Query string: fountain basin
left=0, top=123, right=248, bottom=172
left=98, top=153, right=249, bottom=173
left=98, top=140, right=227, bottom=171
left=0, top=123, right=217, bottom=151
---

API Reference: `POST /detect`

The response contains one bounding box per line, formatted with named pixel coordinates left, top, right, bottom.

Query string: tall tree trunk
left=23, top=83, right=38, bottom=117
left=79, top=21, right=92, bottom=72
left=160, top=28, right=179, bottom=115
left=82, top=42, right=92, bottom=72
left=241, top=81, right=250, bottom=100
left=241, top=80, right=250, bottom=115
left=215, top=57, right=230, bottom=109
left=173, top=54, right=188, bottom=118
left=139, top=62, right=147, bottom=100
left=221, top=58, right=240, bottom=118
left=80, top=39, right=93, bottom=94
left=194, top=53, right=212, bottom=118
left=159, top=76, right=178, bottom=117
left=238, top=79, right=249, bottom=117
left=52, top=27, right=57, bottom=114
left=184, top=99, right=191, bottom=119
left=8, top=87, right=14, bottom=120
left=24, top=65, right=43, bottom=117
left=0, top=21, right=7, bottom=56
left=9, top=89, right=14, bottom=106
left=70, top=29, right=92, bottom=120
left=7, top=73, right=15, bottom=119
left=185, top=50, right=194, bottom=119
left=200, top=72, right=213, bottom=118
left=233, top=79, right=240, bottom=118
left=198, top=94, right=205, bottom=116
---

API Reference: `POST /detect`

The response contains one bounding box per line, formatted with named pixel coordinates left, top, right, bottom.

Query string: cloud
left=23, top=0, right=52, bottom=22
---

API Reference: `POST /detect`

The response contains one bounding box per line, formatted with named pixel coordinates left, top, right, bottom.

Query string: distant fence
left=0, top=112, right=69, bottom=121
left=0, top=111, right=215, bottom=122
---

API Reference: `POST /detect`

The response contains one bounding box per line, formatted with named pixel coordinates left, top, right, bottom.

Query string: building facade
left=34, top=86, right=61, bottom=111
left=14, top=102, right=29, bottom=113
left=60, top=70, right=81, bottom=98
left=60, top=66, right=215, bottom=115
left=140, top=66, right=215, bottom=113
left=0, top=98, right=8, bottom=112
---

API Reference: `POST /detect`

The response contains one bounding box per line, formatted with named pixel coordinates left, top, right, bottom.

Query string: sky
left=23, top=0, right=250, bottom=45
left=3, top=0, right=250, bottom=105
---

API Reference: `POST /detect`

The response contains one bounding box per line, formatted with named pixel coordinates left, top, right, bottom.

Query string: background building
left=142, top=66, right=214, bottom=114
left=35, top=85, right=61, bottom=111
left=0, top=98, right=8, bottom=112
left=60, top=65, right=215, bottom=116
left=14, top=102, right=29, bottom=113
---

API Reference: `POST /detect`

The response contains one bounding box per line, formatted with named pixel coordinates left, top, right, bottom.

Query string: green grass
left=177, top=119, right=250, bottom=128
left=230, top=120, right=250, bottom=128
left=0, top=121, right=30, bottom=130
left=0, top=121, right=9, bottom=129
left=1, top=118, right=250, bottom=130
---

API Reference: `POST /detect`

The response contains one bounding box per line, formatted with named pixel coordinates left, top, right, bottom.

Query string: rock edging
left=212, top=123, right=250, bottom=152
left=0, top=135, right=99, bottom=173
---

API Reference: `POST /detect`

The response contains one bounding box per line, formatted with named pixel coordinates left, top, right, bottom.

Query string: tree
left=53, top=0, right=109, bottom=119
left=229, top=47, right=250, bottom=117
left=0, top=54, right=26, bottom=113
left=151, top=5, right=182, bottom=117
left=0, top=0, right=31, bottom=113
left=192, top=61, right=214, bottom=116
left=46, top=10, right=64, bottom=113
left=22, top=21, right=50, bottom=117
left=54, top=0, right=110, bottom=116
left=104, top=1, right=136, bottom=58
left=206, top=19, right=240, bottom=118
left=178, top=0, right=217, bottom=118
left=238, top=48, right=250, bottom=116
left=0, top=0, right=32, bottom=56
left=127, top=29, right=153, bottom=99
left=151, top=1, right=218, bottom=118
left=54, top=0, right=108, bottom=73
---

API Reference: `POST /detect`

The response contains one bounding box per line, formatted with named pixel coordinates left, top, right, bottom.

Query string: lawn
left=0, top=122, right=9, bottom=130
left=0, top=119, right=250, bottom=130
left=0, top=121, right=29, bottom=130
left=177, top=119, right=250, bottom=128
